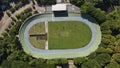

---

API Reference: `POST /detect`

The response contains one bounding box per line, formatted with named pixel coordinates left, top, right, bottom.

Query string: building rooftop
left=52, top=4, right=67, bottom=11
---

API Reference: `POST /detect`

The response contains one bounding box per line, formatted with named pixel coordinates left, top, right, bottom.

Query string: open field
left=48, top=21, right=92, bottom=49
left=29, top=37, right=45, bottom=49
left=28, top=21, right=92, bottom=50
left=29, top=22, right=45, bottom=49
left=29, top=22, right=45, bottom=35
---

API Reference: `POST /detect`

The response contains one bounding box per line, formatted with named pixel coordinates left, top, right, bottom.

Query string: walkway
left=34, top=0, right=45, bottom=13
left=0, top=1, right=33, bottom=37
left=45, top=21, right=48, bottom=50
left=68, top=59, right=76, bottom=68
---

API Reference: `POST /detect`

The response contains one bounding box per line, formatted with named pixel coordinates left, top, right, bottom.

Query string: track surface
left=19, top=13, right=101, bottom=59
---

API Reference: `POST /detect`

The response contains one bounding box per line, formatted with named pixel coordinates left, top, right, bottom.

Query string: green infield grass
left=29, top=22, right=45, bottom=49
left=29, top=22, right=45, bottom=34
left=48, top=21, right=92, bottom=49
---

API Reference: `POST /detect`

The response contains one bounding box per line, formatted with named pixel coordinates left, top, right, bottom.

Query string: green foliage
left=1, top=1, right=120, bottom=68
left=95, top=53, right=111, bottom=66
left=74, top=57, right=88, bottom=64
left=36, top=0, right=56, bottom=5
left=107, top=7, right=120, bottom=18
left=2, top=60, right=12, bottom=68
left=81, top=59, right=101, bottom=68
left=0, top=0, right=10, bottom=4
left=47, top=59, right=56, bottom=64
left=46, top=59, right=68, bottom=65
left=114, top=37, right=120, bottom=52
left=2, top=60, right=31, bottom=68
left=70, top=0, right=84, bottom=6
left=116, top=34, right=120, bottom=39
left=11, top=17, right=16, bottom=22
left=105, top=61, right=120, bottom=68
left=11, top=61, right=31, bottom=68
left=48, top=21, right=91, bottom=49
left=33, top=10, right=38, bottom=14
left=34, top=63, right=55, bottom=68
left=112, top=53, right=120, bottom=63
left=0, top=48, right=5, bottom=61
left=57, top=59, right=68, bottom=64
left=6, top=11, right=11, bottom=17
left=81, top=2, right=106, bottom=23
left=88, top=52, right=97, bottom=59
left=96, top=47, right=113, bottom=54
left=102, top=34, right=116, bottom=45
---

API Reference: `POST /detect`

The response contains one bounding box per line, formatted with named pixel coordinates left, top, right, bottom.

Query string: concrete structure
left=67, top=4, right=80, bottom=13
left=52, top=4, right=67, bottom=11
left=44, top=3, right=80, bottom=13
left=68, top=60, right=76, bottom=68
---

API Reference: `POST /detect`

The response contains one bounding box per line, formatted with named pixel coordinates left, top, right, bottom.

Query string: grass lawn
left=29, top=22, right=45, bottom=49
left=29, top=22, right=45, bottom=35
left=29, top=37, right=45, bottom=49
left=48, top=21, right=92, bottom=49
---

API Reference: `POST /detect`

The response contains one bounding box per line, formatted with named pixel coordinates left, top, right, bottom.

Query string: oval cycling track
left=19, top=13, right=101, bottom=59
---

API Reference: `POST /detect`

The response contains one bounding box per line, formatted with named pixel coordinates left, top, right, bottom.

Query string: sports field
left=48, top=21, right=92, bottom=49
left=19, top=13, right=101, bottom=59
left=29, top=21, right=92, bottom=49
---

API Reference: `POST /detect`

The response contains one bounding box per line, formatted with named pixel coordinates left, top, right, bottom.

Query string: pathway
left=68, top=59, right=76, bottom=68
left=34, top=0, right=45, bottom=13
left=45, top=21, right=48, bottom=50
left=0, top=1, right=33, bottom=37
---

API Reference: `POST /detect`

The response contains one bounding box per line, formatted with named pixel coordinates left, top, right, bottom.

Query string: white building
left=52, top=4, right=67, bottom=11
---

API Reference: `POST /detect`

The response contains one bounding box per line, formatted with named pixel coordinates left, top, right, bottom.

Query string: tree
left=70, top=0, right=84, bottom=6
left=36, top=0, right=56, bottom=5
left=11, top=61, right=31, bottom=68
left=112, top=53, right=120, bottom=63
left=114, top=41, right=120, bottom=52
left=0, top=0, right=10, bottom=5
left=2, top=60, right=12, bottom=68
left=74, top=57, right=88, bottom=65
left=105, top=61, right=120, bottom=68
left=95, top=53, right=111, bottom=66
left=81, top=2, right=106, bottom=24
left=0, top=48, right=5, bottom=61
left=96, top=47, right=113, bottom=54
left=81, top=59, right=101, bottom=68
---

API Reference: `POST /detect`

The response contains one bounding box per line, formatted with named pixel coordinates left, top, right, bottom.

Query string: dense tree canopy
left=81, top=59, right=101, bottom=68
left=0, top=0, right=120, bottom=68
left=36, top=0, right=56, bottom=5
